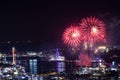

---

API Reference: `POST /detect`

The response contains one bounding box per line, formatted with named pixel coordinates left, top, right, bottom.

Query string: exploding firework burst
left=62, top=26, right=81, bottom=47
left=79, top=17, right=105, bottom=44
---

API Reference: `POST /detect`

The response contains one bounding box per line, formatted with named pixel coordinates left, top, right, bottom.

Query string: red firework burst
left=80, top=17, right=105, bottom=44
left=76, top=53, right=92, bottom=66
left=62, top=26, right=81, bottom=47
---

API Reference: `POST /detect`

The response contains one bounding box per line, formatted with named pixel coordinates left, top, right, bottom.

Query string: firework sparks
left=79, top=17, right=105, bottom=44
left=62, top=26, right=81, bottom=47
left=76, top=53, right=92, bottom=66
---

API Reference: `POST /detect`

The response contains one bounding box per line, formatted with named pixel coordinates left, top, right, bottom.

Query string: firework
left=76, top=53, right=92, bottom=66
left=62, top=26, right=81, bottom=47
left=79, top=17, right=105, bottom=44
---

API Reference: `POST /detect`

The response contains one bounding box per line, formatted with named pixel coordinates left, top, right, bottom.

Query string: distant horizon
left=0, top=1, right=119, bottom=52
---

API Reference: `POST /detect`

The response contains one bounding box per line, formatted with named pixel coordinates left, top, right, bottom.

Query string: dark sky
left=0, top=1, right=119, bottom=44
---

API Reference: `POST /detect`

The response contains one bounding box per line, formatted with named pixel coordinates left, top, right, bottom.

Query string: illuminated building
left=49, top=49, right=65, bottom=61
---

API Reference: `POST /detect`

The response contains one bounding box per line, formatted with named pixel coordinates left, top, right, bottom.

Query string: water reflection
left=57, top=62, right=65, bottom=73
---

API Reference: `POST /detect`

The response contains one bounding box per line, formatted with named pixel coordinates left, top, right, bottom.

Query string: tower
left=12, top=47, right=16, bottom=65
left=56, top=48, right=60, bottom=58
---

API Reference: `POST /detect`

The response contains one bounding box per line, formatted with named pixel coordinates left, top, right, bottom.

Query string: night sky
left=0, top=1, right=120, bottom=46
